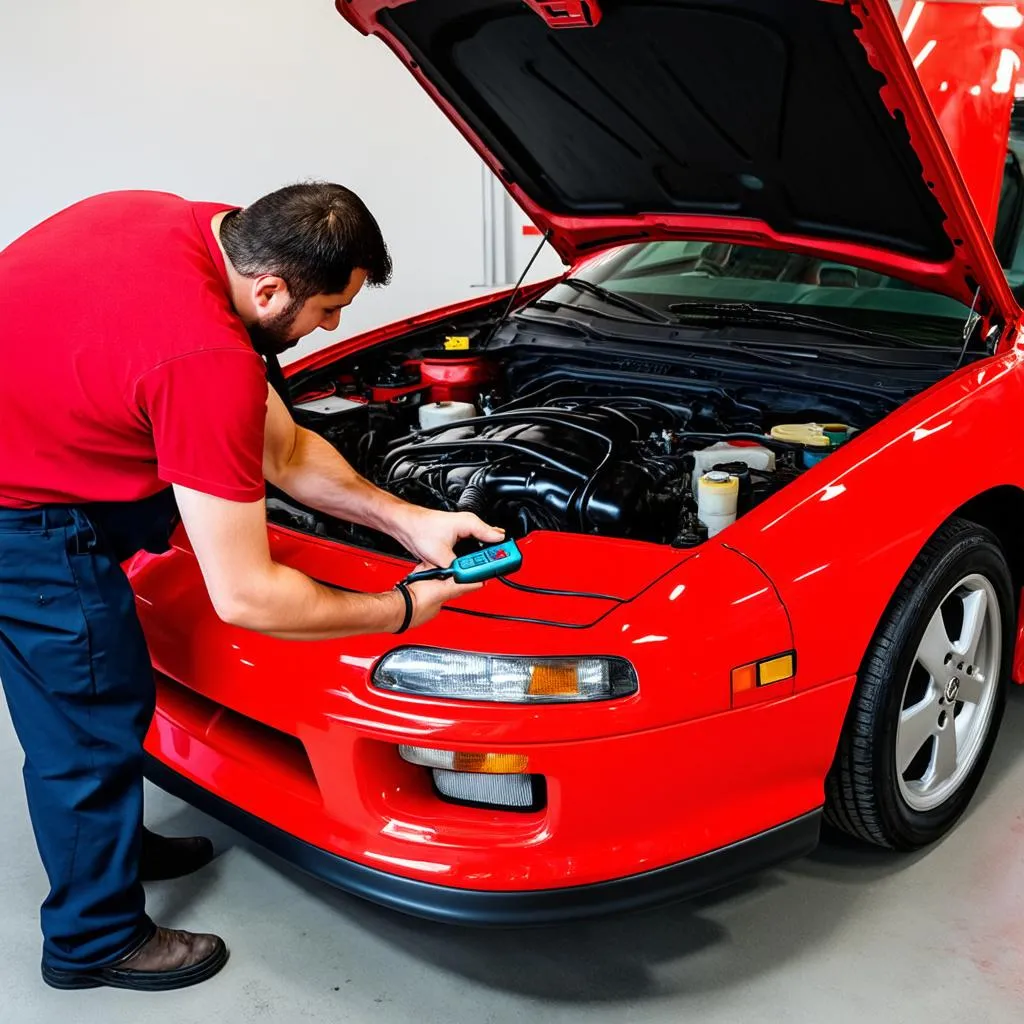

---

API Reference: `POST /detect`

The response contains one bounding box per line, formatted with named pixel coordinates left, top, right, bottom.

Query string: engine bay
left=274, top=304, right=945, bottom=554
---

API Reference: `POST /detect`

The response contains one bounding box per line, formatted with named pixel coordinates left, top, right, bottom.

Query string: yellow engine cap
left=699, top=471, right=740, bottom=492
left=770, top=423, right=831, bottom=447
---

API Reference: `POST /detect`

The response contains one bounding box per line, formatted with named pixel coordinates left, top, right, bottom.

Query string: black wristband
left=393, top=581, right=414, bottom=634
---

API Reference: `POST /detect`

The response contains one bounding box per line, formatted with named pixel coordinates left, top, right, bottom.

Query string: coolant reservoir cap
left=822, top=423, right=853, bottom=445
left=770, top=423, right=832, bottom=448
left=701, top=470, right=739, bottom=490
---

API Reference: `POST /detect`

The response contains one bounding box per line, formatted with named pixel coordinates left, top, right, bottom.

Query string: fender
left=721, top=344, right=1024, bottom=688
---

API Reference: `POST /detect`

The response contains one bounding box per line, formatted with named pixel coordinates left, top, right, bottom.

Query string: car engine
left=376, top=386, right=801, bottom=546
left=274, top=324, right=902, bottom=552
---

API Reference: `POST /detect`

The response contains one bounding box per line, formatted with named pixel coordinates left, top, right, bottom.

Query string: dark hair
left=220, top=182, right=392, bottom=302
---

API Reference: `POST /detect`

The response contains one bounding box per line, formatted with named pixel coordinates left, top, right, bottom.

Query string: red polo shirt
left=0, top=190, right=268, bottom=508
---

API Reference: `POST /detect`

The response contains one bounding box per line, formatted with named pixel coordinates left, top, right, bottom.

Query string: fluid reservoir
left=419, top=355, right=494, bottom=403
left=418, top=401, right=477, bottom=431
left=692, top=442, right=775, bottom=494
left=769, top=422, right=852, bottom=447
left=711, top=461, right=753, bottom=513
left=770, top=422, right=853, bottom=468
left=697, top=471, right=739, bottom=538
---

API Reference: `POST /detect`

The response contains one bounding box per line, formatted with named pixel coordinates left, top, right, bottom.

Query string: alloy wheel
left=896, top=573, right=1001, bottom=813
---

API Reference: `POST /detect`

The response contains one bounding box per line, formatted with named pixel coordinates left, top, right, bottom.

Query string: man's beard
left=247, top=300, right=301, bottom=356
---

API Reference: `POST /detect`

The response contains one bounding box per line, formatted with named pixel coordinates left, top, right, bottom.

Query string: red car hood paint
left=168, top=526, right=686, bottom=628
left=336, top=0, right=1018, bottom=323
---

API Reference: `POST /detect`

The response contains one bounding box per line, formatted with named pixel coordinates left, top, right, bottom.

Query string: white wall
left=0, top=0, right=564, bottom=363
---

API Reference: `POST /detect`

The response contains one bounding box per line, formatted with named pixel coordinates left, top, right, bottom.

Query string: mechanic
left=0, top=184, right=504, bottom=993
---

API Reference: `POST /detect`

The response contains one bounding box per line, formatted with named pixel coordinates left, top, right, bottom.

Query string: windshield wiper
left=665, top=301, right=932, bottom=348
left=512, top=309, right=797, bottom=367
left=527, top=299, right=662, bottom=327
left=561, top=277, right=672, bottom=323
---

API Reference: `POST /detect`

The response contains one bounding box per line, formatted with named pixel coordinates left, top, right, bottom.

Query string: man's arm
left=172, top=484, right=476, bottom=641
left=261, top=386, right=504, bottom=565
left=261, top=385, right=416, bottom=534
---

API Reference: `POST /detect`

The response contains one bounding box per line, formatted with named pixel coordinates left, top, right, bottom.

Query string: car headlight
left=373, top=648, right=638, bottom=703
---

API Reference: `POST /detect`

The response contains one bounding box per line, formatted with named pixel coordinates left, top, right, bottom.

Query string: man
left=0, top=184, right=503, bottom=992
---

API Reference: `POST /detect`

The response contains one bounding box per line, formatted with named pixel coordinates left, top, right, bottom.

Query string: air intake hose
left=457, top=471, right=488, bottom=517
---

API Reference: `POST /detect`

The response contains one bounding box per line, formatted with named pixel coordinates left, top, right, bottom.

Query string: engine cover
left=380, top=399, right=687, bottom=538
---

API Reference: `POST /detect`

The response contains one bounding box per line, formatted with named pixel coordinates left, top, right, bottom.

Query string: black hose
left=541, top=394, right=693, bottom=426
left=382, top=439, right=590, bottom=481
left=382, top=411, right=620, bottom=482
left=517, top=507, right=532, bottom=536
left=571, top=443, right=615, bottom=531
left=456, top=469, right=489, bottom=517
left=666, top=431, right=805, bottom=452
left=385, top=407, right=621, bottom=447
left=496, top=379, right=564, bottom=410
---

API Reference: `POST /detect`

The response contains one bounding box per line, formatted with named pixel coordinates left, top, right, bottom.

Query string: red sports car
left=134, top=0, right=1024, bottom=923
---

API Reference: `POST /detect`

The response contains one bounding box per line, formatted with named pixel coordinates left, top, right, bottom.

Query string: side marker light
left=731, top=652, right=796, bottom=697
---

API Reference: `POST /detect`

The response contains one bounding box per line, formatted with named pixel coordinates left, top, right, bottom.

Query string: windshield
left=537, top=241, right=972, bottom=344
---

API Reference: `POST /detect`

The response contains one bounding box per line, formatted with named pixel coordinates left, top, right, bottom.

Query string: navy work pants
left=0, top=494, right=176, bottom=970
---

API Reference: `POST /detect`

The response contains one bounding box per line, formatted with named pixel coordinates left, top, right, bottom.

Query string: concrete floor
left=2, top=694, right=1024, bottom=1024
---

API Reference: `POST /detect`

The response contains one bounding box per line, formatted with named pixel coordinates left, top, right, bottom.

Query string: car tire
left=825, top=517, right=1013, bottom=850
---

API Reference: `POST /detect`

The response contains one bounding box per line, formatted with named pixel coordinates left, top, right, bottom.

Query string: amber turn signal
left=528, top=663, right=580, bottom=696
left=399, top=746, right=529, bottom=774
left=731, top=652, right=796, bottom=695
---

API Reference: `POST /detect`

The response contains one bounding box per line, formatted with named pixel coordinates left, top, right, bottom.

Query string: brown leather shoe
left=140, top=827, right=215, bottom=881
left=41, top=926, right=229, bottom=991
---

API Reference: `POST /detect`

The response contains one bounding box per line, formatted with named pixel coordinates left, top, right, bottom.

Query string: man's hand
left=390, top=506, right=505, bottom=569
left=405, top=567, right=483, bottom=629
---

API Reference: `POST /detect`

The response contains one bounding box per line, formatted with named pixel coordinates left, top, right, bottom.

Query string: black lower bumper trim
left=145, top=756, right=821, bottom=926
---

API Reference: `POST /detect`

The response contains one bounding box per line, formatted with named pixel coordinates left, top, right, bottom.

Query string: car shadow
left=239, top=856, right=863, bottom=1002
left=146, top=684, right=1024, bottom=1003
left=799, top=683, right=1024, bottom=879
left=974, top=679, right=1024, bottom=790
left=140, top=847, right=229, bottom=923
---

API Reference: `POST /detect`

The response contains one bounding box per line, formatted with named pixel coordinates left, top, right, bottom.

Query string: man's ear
left=251, top=274, right=289, bottom=312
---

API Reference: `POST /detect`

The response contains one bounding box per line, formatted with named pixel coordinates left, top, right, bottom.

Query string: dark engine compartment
left=272, top=308, right=932, bottom=553
left=374, top=377, right=801, bottom=546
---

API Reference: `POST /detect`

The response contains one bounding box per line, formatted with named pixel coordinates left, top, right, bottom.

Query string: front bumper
left=144, top=667, right=855, bottom=894
left=133, top=537, right=855, bottom=911
left=145, top=753, right=821, bottom=925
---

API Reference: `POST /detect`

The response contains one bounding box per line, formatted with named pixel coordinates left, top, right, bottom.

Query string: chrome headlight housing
left=373, top=648, right=638, bottom=703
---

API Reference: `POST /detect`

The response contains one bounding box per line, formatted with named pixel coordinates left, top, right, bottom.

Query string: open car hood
left=336, top=0, right=1018, bottom=323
